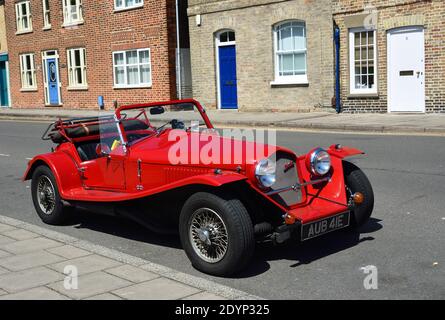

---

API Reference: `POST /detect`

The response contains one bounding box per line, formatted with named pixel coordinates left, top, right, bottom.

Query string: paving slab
left=0, top=237, right=62, bottom=254
left=182, top=292, right=227, bottom=300
left=0, top=267, right=63, bottom=293
left=47, top=245, right=91, bottom=260
left=48, top=271, right=131, bottom=300
left=2, top=229, right=38, bottom=241
left=104, top=265, right=159, bottom=283
left=0, top=287, right=69, bottom=300
left=85, top=293, right=123, bottom=300
left=0, top=235, right=15, bottom=246
left=0, top=224, right=16, bottom=233
left=48, top=254, right=122, bottom=276
left=0, top=249, right=11, bottom=259
left=0, top=250, right=65, bottom=271
left=112, top=278, right=201, bottom=300
left=0, top=266, right=9, bottom=275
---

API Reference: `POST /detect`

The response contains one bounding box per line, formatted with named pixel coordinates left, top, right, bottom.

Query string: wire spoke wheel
left=36, top=175, right=56, bottom=215
left=189, top=208, right=229, bottom=264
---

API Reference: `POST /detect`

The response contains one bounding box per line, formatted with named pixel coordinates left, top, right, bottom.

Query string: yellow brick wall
left=0, top=4, right=7, bottom=54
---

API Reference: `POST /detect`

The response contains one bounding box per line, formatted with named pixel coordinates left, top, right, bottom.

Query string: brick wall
left=188, top=0, right=335, bottom=112
left=334, top=0, right=445, bottom=113
left=5, top=0, right=178, bottom=110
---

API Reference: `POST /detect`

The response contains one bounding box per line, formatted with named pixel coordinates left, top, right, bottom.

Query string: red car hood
left=128, top=129, right=295, bottom=171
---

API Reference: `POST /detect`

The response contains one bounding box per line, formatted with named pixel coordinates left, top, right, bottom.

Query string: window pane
left=139, top=50, right=150, bottom=64
left=280, top=54, right=294, bottom=74
left=140, top=65, right=150, bottom=83
left=74, top=50, right=81, bottom=67
left=228, top=31, right=235, bottom=42
left=114, top=53, right=124, bottom=65
left=220, top=32, right=228, bottom=43
left=126, top=51, right=138, bottom=64
left=279, top=27, right=293, bottom=51
left=293, top=53, right=306, bottom=73
left=293, top=26, right=305, bottom=50
left=75, top=68, right=82, bottom=84
left=355, top=76, right=361, bottom=89
left=127, top=66, right=138, bottom=84
left=115, top=67, right=125, bottom=84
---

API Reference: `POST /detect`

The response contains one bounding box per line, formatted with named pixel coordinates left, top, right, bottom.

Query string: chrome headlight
left=310, top=148, right=331, bottom=176
left=255, top=159, right=276, bottom=188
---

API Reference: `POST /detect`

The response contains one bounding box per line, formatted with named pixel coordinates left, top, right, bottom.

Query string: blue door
left=0, top=60, right=8, bottom=107
left=46, top=58, right=60, bottom=105
left=219, top=45, right=238, bottom=109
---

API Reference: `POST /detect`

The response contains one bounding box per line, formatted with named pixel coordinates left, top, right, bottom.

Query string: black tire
left=343, top=161, right=374, bottom=228
left=31, top=165, right=67, bottom=225
left=179, top=192, right=255, bottom=277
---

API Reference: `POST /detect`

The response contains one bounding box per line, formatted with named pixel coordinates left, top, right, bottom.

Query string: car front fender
left=328, top=144, right=365, bottom=159
left=23, top=152, right=82, bottom=199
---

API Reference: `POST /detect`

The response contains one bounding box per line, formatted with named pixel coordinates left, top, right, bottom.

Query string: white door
left=388, top=27, right=425, bottom=113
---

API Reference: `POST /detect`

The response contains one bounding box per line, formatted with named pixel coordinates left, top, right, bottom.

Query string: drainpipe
left=334, top=24, right=341, bottom=113
left=175, top=0, right=182, bottom=100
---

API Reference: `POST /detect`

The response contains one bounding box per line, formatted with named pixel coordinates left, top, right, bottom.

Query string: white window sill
left=62, top=21, right=84, bottom=28
left=114, top=5, right=144, bottom=13
left=67, top=86, right=88, bottom=91
left=113, top=84, right=152, bottom=89
left=20, top=88, right=37, bottom=92
left=15, top=30, right=33, bottom=35
left=270, top=79, right=309, bottom=87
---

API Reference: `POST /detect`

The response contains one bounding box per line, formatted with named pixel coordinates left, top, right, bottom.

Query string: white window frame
left=113, top=48, right=152, bottom=89
left=271, top=20, right=308, bottom=86
left=15, top=1, right=33, bottom=34
left=114, top=0, right=144, bottom=11
left=42, top=0, right=51, bottom=29
left=67, top=48, right=88, bottom=89
left=19, top=53, right=37, bottom=90
left=349, top=27, right=378, bottom=95
left=62, top=0, right=83, bottom=27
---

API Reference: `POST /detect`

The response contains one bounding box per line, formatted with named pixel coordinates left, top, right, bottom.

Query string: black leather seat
left=77, top=142, right=100, bottom=162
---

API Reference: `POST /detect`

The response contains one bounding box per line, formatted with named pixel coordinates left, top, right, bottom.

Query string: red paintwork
left=24, top=99, right=366, bottom=224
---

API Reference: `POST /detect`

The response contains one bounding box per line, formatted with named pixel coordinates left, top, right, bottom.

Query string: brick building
left=333, top=0, right=445, bottom=113
left=187, top=0, right=335, bottom=112
left=0, top=0, right=10, bottom=108
left=4, top=0, right=190, bottom=110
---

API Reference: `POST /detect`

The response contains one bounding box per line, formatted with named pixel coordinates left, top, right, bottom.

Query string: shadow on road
left=61, top=208, right=382, bottom=279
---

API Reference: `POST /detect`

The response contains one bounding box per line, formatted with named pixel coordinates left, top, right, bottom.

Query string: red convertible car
left=24, top=99, right=374, bottom=276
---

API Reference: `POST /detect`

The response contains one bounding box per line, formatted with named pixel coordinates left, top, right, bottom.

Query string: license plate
left=301, top=212, right=350, bottom=241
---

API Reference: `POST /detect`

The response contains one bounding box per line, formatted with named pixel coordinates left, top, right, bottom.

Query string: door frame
left=387, top=26, right=425, bottom=113
left=42, top=50, right=62, bottom=106
left=0, top=54, right=11, bottom=108
left=215, top=30, right=238, bottom=110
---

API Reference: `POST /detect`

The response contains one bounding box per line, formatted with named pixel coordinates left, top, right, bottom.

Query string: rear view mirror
left=150, top=106, right=165, bottom=115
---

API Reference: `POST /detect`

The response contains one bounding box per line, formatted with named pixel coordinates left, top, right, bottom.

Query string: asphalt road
left=0, top=120, right=444, bottom=300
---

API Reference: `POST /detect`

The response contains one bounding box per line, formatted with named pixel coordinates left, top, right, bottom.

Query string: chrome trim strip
left=266, top=176, right=331, bottom=196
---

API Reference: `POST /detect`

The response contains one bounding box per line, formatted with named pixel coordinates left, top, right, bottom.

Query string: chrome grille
left=269, top=152, right=302, bottom=207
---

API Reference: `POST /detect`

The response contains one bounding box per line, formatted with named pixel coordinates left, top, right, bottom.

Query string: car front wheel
left=31, top=165, right=67, bottom=225
left=343, top=161, right=375, bottom=228
left=179, top=192, right=255, bottom=277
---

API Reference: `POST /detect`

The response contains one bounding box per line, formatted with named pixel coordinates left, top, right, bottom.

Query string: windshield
left=117, top=101, right=214, bottom=146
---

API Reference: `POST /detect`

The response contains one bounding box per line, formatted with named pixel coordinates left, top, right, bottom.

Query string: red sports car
left=24, top=99, right=374, bottom=276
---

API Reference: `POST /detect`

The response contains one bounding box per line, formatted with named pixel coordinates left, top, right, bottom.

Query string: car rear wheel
left=179, top=192, right=255, bottom=277
left=343, top=161, right=374, bottom=228
left=31, top=166, right=67, bottom=225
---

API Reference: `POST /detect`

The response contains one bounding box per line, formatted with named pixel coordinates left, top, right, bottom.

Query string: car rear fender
left=23, top=152, right=82, bottom=199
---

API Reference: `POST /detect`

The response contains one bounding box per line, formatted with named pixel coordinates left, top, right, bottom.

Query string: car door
left=81, top=153, right=126, bottom=191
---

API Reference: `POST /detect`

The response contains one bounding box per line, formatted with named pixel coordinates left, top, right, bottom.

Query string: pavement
left=1, top=107, right=444, bottom=135
left=0, top=215, right=259, bottom=300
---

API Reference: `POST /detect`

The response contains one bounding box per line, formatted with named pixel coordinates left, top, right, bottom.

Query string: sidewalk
left=0, top=215, right=259, bottom=300
left=1, top=107, right=445, bottom=135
